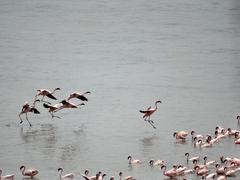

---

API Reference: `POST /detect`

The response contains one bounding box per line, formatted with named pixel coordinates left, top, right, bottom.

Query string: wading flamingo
left=67, top=91, right=91, bottom=101
left=173, top=131, right=188, bottom=141
left=0, top=169, right=14, bottom=179
left=185, top=153, right=199, bottom=163
left=127, top=155, right=141, bottom=165
left=139, top=100, right=162, bottom=129
left=160, top=165, right=177, bottom=178
left=35, top=88, right=61, bottom=103
left=20, top=165, right=38, bottom=178
left=18, top=99, right=40, bottom=127
left=81, top=170, right=97, bottom=180
left=58, top=168, right=74, bottom=179
left=119, top=172, right=135, bottom=180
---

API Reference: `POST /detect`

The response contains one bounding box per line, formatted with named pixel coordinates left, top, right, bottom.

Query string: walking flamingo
left=67, top=91, right=91, bottom=101
left=58, top=168, right=74, bottom=179
left=0, top=169, right=14, bottom=179
left=20, top=165, right=38, bottom=178
left=18, top=99, right=40, bottom=127
left=35, top=88, right=61, bottom=103
left=139, top=100, right=162, bottom=129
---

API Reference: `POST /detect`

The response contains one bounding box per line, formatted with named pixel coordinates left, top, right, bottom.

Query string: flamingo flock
left=15, top=92, right=240, bottom=179
left=18, top=88, right=91, bottom=126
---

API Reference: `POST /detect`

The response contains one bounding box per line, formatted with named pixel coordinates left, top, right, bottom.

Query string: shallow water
left=0, top=0, right=240, bottom=179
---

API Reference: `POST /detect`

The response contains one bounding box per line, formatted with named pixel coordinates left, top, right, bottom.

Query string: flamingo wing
left=46, top=93, right=57, bottom=100
left=77, top=95, right=88, bottom=101
left=31, top=108, right=40, bottom=114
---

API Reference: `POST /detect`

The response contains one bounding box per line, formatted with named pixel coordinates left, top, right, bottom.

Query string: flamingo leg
left=147, top=120, right=156, bottom=129
left=25, top=113, right=32, bottom=127
left=19, top=112, right=23, bottom=124
left=50, top=112, right=61, bottom=119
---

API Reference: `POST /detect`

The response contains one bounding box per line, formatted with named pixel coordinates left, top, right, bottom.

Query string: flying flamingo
left=43, top=103, right=62, bottom=119
left=35, top=88, right=61, bottom=103
left=58, top=168, right=74, bottom=179
left=58, top=100, right=85, bottom=110
left=18, top=99, right=40, bottom=127
left=67, top=91, right=91, bottom=101
left=119, top=172, right=135, bottom=180
left=0, top=169, right=14, bottom=179
left=20, top=165, right=38, bottom=178
left=139, top=100, right=162, bottom=129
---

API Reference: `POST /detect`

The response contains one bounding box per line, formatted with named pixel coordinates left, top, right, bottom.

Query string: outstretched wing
left=31, top=108, right=40, bottom=114
left=77, top=95, right=88, bottom=101
left=46, top=93, right=57, bottom=100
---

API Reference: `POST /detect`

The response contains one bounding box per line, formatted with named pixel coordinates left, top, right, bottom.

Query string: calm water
left=0, top=0, right=240, bottom=179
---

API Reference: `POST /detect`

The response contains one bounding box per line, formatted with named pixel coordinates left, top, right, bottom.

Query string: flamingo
left=35, top=88, right=61, bottom=103
left=127, top=155, right=141, bottom=165
left=139, top=100, right=161, bottom=129
left=191, top=130, right=204, bottom=140
left=81, top=170, right=97, bottom=180
left=160, top=165, right=177, bottom=178
left=119, top=172, right=135, bottom=180
left=185, top=153, right=199, bottom=163
left=149, top=159, right=165, bottom=167
left=173, top=131, right=188, bottom=141
left=109, top=177, right=115, bottom=180
left=58, top=168, right=74, bottom=179
left=67, top=91, right=91, bottom=101
left=194, top=165, right=209, bottom=176
left=20, top=165, right=38, bottom=178
left=58, top=100, right=85, bottom=110
left=43, top=103, right=62, bottom=119
left=0, top=169, right=14, bottom=179
left=97, top=172, right=106, bottom=180
left=203, top=155, right=216, bottom=167
left=18, top=99, right=40, bottom=127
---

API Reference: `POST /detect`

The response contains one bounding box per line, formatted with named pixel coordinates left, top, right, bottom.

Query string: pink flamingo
left=43, top=103, right=62, bottom=119
left=127, top=155, right=141, bottom=165
left=35, top=88, right=61, bottom=103
left=18, top=99, right=40, bottom=127
left=20, top=165, right=38, bottom=178
left=160, top=165, right=177, bottom=178
left=0, top=169, right=14, bottom=179
left=119, top=172, right=135, bottom=180
left=81, top=170, right=97, bottom=180
left=67, top=91, right=91, bottom=101
left=139, top=100, right=162, bottom=129
left=58, top=100, right=85, bottom=110
left=173, top=131, right=188, bottom=141
left=58, top=168, right=74, bottom=179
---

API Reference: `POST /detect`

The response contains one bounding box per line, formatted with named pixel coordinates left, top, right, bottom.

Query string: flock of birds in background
left=0, top=88, right=239, bottom=179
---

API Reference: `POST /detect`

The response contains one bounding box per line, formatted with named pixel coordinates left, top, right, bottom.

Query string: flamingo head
left=156, top=100, right=162, bottom=104
left=58, top=168, right=63, bottom=172
left=20, top=166, right=25, bottom=170
left=110, top=176, right=115, bottom=180
left=160, top=165, right=166, bottom=170
left=127, top=155, right=132, bottom=160
left=119, top=172, right=123, bottom=177
left=190, top=130, right=195, bottom=135
left=203, top=156, right=207, bottom=161
left=173, top=132, right=177, bottom=137
left=85, top=91, right=91, bottom=94
left=55, top=88, right=61, bottom=91
left=84, top=170, right=89, bottom=175
left=149, top=159, right=154, bottom=166
left=102, top=174, right=107, bottom=178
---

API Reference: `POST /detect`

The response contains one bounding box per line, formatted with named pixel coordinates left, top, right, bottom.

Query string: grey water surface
left=0, top=0, right=240, bottom=179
